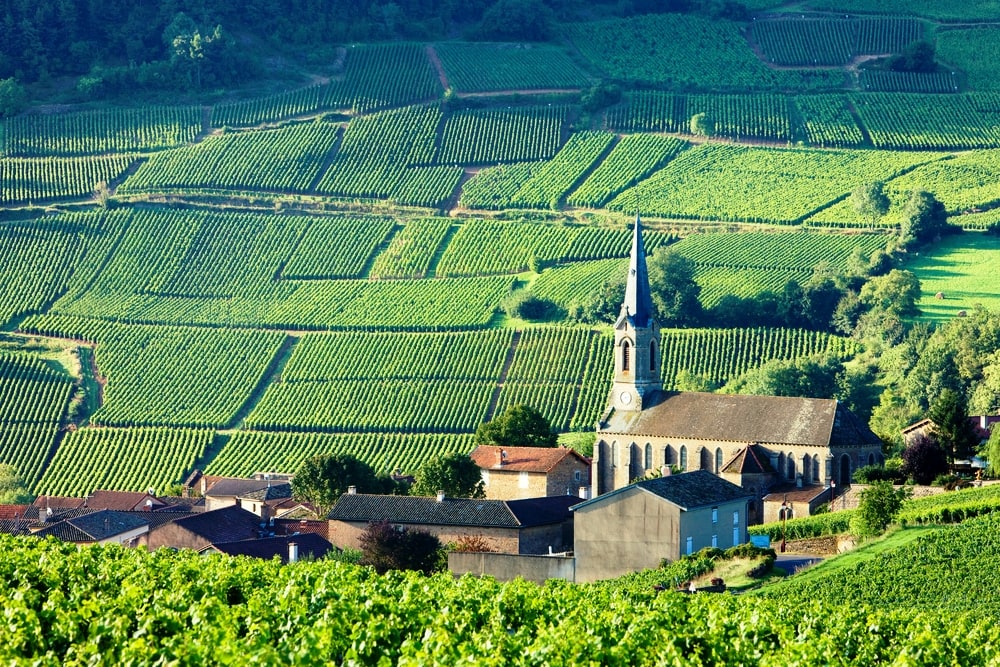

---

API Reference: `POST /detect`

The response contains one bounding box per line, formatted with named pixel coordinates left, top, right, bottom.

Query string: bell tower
left=610, top=213, right=661, bottom=413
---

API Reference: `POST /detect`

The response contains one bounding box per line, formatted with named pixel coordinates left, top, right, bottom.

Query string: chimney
left=288, top=542, right=298, bottom=564
left=145, top=499, right=153, bottom=511
left=499, top=448, right=508, bottom=467
left=436, top=490, right=445, bottom=502
left=578, top=486, right=589, bottom=500
left=982, top=415, right=989, bottom=431
left=347, top=485, right=357, bottom=495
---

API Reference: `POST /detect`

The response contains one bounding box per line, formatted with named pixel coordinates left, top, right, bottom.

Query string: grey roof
left=600, top=391, right=882, bottom=449
left=0, top=518, right=32, bottom=536
left=618, top=213, right=655, bottom=328
left=239, top=483, right=292, bottom=502
left=205, top=533, right=335, bottom=563
left=34, top=509, right=150, bottom=542
left=167, top=505, right=263, bottom=542
left=328, top=494, right=576, bottom=529
left=720, top=444, right=775, bottom=475
left=205, top=478, right=274, bottom=498
left=574, top=470, right=752, bottom=512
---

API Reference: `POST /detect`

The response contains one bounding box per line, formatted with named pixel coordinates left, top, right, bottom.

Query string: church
left=591, top=216, right=884, bottom=522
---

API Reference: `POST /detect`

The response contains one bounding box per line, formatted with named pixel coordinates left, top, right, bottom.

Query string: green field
left=908, top=232, right=1000, bottom=321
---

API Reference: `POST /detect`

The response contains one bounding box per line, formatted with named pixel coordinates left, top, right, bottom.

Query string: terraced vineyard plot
left=369, top=218, right=451, bottom=279
left=434, top=43, right=591, bottom=92
left=205, top=431, right=476, bottom=477
left=34, top=427, right=212, bottom=496
left=323, top=43, right=442, bottom=113
left=752, top=18, right=921, bottom=66
left=244, top=379, right=496, bottom=433
left=3, top=107, right=201, bottom=156
left=281, top=330, right=512, bottom=382
left=948, top=209, right=1000, bottom=231
left=695, top=266, right=810, bottom=307
left=671, top=231, right=889, bottom=271
left=807, top=0, right=1000, bottom=21
left=607, top=92, right=792, bottom=141
left=566, top=135, right=687, bottom=208
left=1, top=155, right=134, bottom=204
left=0, top=353, right=74, bottom=486
left=937, top=27, right=1000, bottom=92
left=386, top=165, right=463, bottom=208
left=211, top=86, right=325, bottom=127
left=495, top=383, right=578, bottom=432
left=0, top=219, right=87, bottom=324
left=20, top=320, right=287, bottom=428
left=793, top=95, right=865, bottom=147
left=316, top=105, right=443, bottom=199
left=506, top=132, right=615, bottom=209
left=531, top=258, right=625, bottom=312
left=282, top=216, right=394, bottom=279
left=506, top=328, right=593, bottom=383
left=570, top=331, right=614, bottom=430
left=852, top=94, right=1000, bottom=150
left=118, top=122, right=339, bottom=194
left=460, top=162, right=539, bottom=210
left=859, top=70, right=959, bottom=94
left=436, top=106, right=567, bottom=165
left=564, top=14, right=844, bottom=91
left=609, top=144, right=944, bottom=223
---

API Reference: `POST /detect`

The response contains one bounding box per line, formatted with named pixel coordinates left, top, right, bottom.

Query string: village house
left=143, top=505, right=266, bottom=551
left=32, top=509, right=152, bottom=546
left=201, top=532, right=335, bottom=563
left=327, top=491, right=576, bottom=555
left=470, top=445, right=591, bottom=500
left=572, top=470, right=751, bottom=582
left=202, top=477, right=292, bottom=518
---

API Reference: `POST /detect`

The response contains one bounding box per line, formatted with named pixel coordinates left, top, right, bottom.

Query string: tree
left=929, top=388, right=979, bottom=463
left=573, top=276, right=624, bottom=324
left=475, top=404, right=557, bottom=448
left=0, top=464, right=32, bottom=504
left=647, top=249, right=702, bottom=327
left=850, top=481, right=909, bottom=538
left=359, top=520, right=442, bottom=574
left=724, top=354, right=841, bottom=399
left=859, top=269, right=921, bottom=319
left=411, top=453, right=485, bottom=498
left=984, top=425, right=1000, bottom=476
left=0, top=77, right=27, bottom=117
left=849, top=182, right=890, bottom=229
left=901, top=433, right=950, bottom=485
left=291, top=453, right=380, bottom=515
left=689, top=112, right=714, bottom=137
left=899, top=190, right=951, bottom=249
left=474, top=0, right=555, bottom=41
left=890, top=40, right=936, bottom=73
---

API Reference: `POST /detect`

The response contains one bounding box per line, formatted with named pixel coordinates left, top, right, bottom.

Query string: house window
left=712, top=534, right=718, bottom=548
left=733, top=510, right=741, bottom=546
left=712, top=507, right=718, bottom=524
left=519, top=471, right=529, bottom=489
left=574, top=470, right=581, bottom=482
left=679, top=446, right=687, bottom=470
left=622, top=341, right=630, bottom=372
left=686, top=536, right=693, bottom=555
left=644, top=444, right=652, bottom=469
left=650, top=340, right=657, bottom=371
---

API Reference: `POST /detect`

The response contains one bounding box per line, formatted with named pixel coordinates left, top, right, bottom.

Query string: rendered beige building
left=573, top=470, right=751, bottom=582
left=593, top=216, right=883, bottom=503
left=470, top=445, right=591, bottom=500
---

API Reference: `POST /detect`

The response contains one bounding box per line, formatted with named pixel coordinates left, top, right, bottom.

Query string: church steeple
left=608, top=213, right=661, bottom=414
left=619, top=212, right=655, bottom=328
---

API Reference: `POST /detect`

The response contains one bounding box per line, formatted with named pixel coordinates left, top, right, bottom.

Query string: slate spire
left=620, top=212, right=655, bottom=327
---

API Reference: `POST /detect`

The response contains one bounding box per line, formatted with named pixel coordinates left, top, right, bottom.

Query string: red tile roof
left=0, top=505, right=29, bottom=520
left=86, top=490, right=165, bottom=511
left=471, top=446, right=590, bottom=473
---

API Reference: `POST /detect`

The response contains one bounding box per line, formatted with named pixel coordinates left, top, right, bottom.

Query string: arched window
left=715, top=448, right=723, bottom=474
left=650, top=340, right=657, bottom=371
left=622, top=341, right=631, bottom=373
left=813, top=455, right=820, bottom=482
left=777, top=453, right=785, bottom=478
left=868, top=453, right=875, bottom=466
left=679, top=446, right=688, bottom=470
left=645, top=444, right=652, bottom=470
left=787, top=453, right=795, bottom=480
left=612, top=442, right=620, bottom=468
left=802, top=456, right=811, bottom=482
left=664, top=446, right=674, bottom=466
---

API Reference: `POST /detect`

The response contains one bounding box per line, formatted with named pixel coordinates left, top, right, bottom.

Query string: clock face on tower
left=620, top=390, right=633, bottom=406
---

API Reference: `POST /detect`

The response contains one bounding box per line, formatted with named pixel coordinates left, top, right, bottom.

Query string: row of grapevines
left=565, top=14, right=845, bottom=91
left=244, top=378, right=496, bottom=433
left=748, top=509, right=854, bottom=541
left=694, top=267, right=811, bottom=308
left=506, top=328, right=594, bottom=383
left=1, top=154, right=133, bottom=204
left=494, top=382, right=578, bottom=432
left=753, top=17, right=921, bottom=66
left=281, top=330, right=513, bottom=382
left=0, top=219, right=87, bottom=324
left=531, top=258, right=624, bottom=313
left=118, top=121, right=339, bottom=194
left=211, top=85, right=325, bottom=127
left=206, top=430, right=475, bottom=477
left=671, top=231, right=889, bottom=271
left=386, top=165, right=463, bottom=208
left=433, top=43, right=590, bottom=92
left=435, top=105, right=567, bottom=165
left=316, top=106, right=442, bottom=199
left=609, top=143, right=944, bottom=224
left=852, top=93, right=1000, bottom=149
left=937, top=26, right=1000, bottom=92
left=322, top=43, right=442, bottom=113
left=505, top=132, right=615, bottom=209
left=369, top=218, right=451, bottom=279
left=566, top=135, right=687, bottom=208
left=0, top=423, right=60, bottom=489
left=459, top=162, right=539, bottom=209
left=5, top=534, right=1000, bottom=663
left=3, top=107, right=201, bottom=156
left=858, top=70, right=960, bottom=93
left=793, top=95, right=865, bottom=148
left=282, top=216, right=394, bottom=279
left=948, top=208, right=1000, bottom=230
left=570, top=330, right=614, bottom=430
left=899, top=483, right=1000, bottom=524
left=34, top=427, right=213, bottom=496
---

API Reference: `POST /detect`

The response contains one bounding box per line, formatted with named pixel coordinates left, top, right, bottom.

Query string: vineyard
left=566, top=135, right=687, bottom=208
left=435, top=105, right=568, bottom=165
left=433, top=43, right=591, bottom=92
left=1, top=154, right=134, bottom=204
left=751, top=17, right=922, bottom=67
left=368, top=218, right=452, bottom=279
